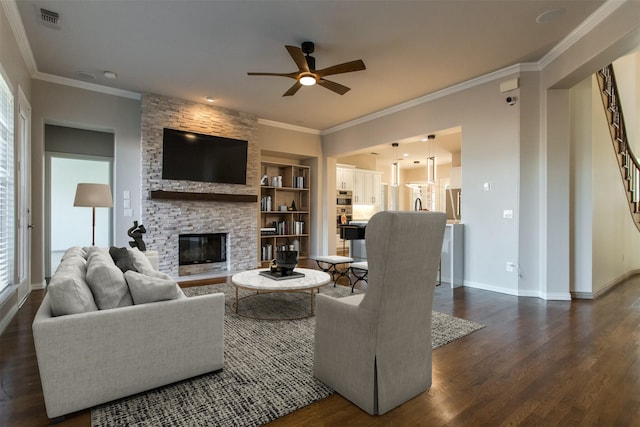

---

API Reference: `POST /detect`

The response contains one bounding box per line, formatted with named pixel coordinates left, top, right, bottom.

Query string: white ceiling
left=13, top=0, right=606, bottom=165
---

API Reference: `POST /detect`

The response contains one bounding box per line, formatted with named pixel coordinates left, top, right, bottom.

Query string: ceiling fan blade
left=318, top=79, right=351, bottom=95
left=316, top=60, right=366, bottom=78
left=283, top=81, right=302, bottom=97
left=285, top=45, right=310, bottom=73
left=247, top=72, right=298, bottom=79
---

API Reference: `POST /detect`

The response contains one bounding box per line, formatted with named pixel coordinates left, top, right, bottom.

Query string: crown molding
left=322, top=63, right=532, bottom=135
left=33, top=72, right=141, bottom=100
left=537, top=0, right=627, bottom=69
left=2, top=0, right=38, bottom=75
left=257, top=118, right=321, bottom=135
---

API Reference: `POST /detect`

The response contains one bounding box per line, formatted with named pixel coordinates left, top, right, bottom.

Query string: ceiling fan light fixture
left=299, top=74, right=317, bottom=86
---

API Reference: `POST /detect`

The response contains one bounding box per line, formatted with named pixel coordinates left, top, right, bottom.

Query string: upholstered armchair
left=314, top=211, right=447, bottom=415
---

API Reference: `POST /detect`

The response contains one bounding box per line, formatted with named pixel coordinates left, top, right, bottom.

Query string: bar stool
left=315, top=255, right=353, bottom=287
left=349, top=261, right=368, bottom=292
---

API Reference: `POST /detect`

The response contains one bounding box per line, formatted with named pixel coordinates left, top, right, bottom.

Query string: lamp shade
left=74, top=183, right=113, bottom=208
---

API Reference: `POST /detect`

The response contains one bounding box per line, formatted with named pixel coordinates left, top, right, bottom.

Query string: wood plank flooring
left=1, top=261, right=639, bottom=426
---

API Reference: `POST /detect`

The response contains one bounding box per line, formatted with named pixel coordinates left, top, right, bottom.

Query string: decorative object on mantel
left=127, top=220, right=147, bottom=251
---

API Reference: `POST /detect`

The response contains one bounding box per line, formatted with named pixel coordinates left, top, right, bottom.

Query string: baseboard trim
left=463, top=281, right=572, bottom=300
left=0, top=304, right=18, bottom=337
left=572, top=269, right=640, bottom=300
left=31, top=280, right=47, bottom=290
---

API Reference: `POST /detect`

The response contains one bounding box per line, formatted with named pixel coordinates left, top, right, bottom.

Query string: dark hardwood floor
left=2, top=260, right=639, bottom=426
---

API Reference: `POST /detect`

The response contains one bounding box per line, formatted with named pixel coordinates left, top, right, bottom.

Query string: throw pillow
left=124, top=271, right=179, bottom=305
left=48, top=271, right=98, bottom=316
left=128, top=247, right=154, bottom=274
left=85, top=258, right=134, bottom=309
left=109, top=246, right=137, bottom=273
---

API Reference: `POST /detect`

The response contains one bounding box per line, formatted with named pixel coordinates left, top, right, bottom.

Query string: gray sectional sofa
left=32, top=246, right=225, bottom=420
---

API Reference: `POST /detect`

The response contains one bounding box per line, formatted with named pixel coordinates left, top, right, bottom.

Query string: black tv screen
left=162, top=128, right=248, bottom=185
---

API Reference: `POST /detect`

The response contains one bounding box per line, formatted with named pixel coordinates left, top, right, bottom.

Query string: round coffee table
left=231, top=268, right=331, bottom=320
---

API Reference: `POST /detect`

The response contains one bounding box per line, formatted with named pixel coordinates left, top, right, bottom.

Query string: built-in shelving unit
left=259, top=162, right=310, bottom=266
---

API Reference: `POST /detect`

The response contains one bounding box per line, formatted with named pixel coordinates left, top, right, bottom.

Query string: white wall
left=572, top=68, right=640, bottom=298
left=571, top=78, right=593, bottom=296
left=323, top=76, right=522, bottom=295
left=31, top=80, right=141, bottom=284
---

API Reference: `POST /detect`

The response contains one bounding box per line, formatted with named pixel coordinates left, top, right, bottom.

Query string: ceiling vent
left=40, top=8, right=61, bottom=29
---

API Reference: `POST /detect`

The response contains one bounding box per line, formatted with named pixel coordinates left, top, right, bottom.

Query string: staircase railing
left=595, top=64, right=640, bottom=230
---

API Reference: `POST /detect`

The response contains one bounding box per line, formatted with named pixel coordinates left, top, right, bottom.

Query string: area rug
left=92, top=283, right=484, bottom=427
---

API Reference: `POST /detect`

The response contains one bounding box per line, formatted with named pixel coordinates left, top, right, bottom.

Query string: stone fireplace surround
left=140, top=94, right=260, bottom=279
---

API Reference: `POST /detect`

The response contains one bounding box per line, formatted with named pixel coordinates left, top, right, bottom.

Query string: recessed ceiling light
left=103, top=71, right=117, bottom=79
left=403, top=153, right=409, bottom=157
left=205, top=96, right=215, bottom=103
left=536, top=8, right=566, bottom=24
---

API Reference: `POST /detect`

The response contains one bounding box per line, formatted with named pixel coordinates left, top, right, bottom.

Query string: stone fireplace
left=140, top=94, right=259, bottom=278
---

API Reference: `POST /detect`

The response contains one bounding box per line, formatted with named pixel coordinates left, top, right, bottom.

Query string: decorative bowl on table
left=274, top=249, right=298, bottom=276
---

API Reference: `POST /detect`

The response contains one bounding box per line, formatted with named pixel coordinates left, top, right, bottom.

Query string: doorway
left=45, top=154, right=113, bottom=277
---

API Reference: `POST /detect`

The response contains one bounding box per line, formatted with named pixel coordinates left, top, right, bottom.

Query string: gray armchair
left=314, top=211, right=447, bottom=415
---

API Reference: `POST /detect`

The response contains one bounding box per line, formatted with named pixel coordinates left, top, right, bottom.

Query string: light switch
left=123, top=190, right=130, bottom=200
left=124, top=209, right=133, bottom=217
left=123, top=199, right=131, bottom=209
left=483, top=182, right=491, bottom=191
left=503, top=209, right=513, bottom=219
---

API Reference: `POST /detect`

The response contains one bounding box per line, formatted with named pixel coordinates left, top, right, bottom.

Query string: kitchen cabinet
left=353, top=169, right=382, bottom=205
left=336, top=166, right=354, bottom=191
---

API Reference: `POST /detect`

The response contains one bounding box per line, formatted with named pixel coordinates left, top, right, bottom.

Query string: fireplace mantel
left=149, top=190, right=257, bottom=203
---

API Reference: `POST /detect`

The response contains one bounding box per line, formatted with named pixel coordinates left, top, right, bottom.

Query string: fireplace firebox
left=179, top=233, right=226, bottom=266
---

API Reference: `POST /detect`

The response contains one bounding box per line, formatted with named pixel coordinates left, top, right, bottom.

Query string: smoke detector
left=40, top=8, right=61, bottom=29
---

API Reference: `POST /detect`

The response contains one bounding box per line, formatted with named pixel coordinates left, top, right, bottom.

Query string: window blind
left=0, top=74, right=14, bottom=293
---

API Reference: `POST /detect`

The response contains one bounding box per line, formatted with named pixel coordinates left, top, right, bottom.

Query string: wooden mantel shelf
left=149, top=190, right=257, bottom=203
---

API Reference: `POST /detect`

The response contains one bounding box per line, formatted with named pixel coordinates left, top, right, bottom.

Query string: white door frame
left=17, top=86, right=31, bottom=304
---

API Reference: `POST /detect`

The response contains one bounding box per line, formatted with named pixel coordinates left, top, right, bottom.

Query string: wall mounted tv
left=162, top=128, right=248, bottom=185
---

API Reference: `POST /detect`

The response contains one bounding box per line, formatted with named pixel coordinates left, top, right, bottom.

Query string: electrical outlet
left=483, top=182, right=491, bottom=191
left=503, top=209, right=513, bottom=219
left=506, top=262, right=515, bottom=272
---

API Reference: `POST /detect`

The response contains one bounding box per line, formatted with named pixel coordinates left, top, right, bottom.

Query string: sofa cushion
left=109, top=246, right=137, bottom=273
left=86, top=256, right=134, bottom=310
left=61, top=246, right=87, bottom=260
left=54, top=255, right=87, bottom=275
left=48, top=271, right=98, bottom=317
left=124, top=271, right=180, bottom=305
left=128, top=247, right=154, bottom=274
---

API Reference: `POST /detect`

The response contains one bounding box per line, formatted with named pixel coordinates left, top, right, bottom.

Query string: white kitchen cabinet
left=353, top=169, right=382, bottom=205
left=337, top=166, right=354, bottom=191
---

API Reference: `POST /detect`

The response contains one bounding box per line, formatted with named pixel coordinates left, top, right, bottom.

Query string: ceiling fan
left=248, top=41, right=366, bottom=97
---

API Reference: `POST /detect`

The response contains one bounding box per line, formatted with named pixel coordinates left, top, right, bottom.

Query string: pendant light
left=426, top=134, right=436, bottom=184
left=391, top=143, right=400, bottom=187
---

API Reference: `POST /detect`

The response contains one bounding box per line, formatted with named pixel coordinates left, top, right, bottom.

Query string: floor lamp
left=74, top=183, right=113, bottom=246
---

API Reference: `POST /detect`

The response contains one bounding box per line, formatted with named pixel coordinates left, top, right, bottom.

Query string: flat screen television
left=162, top=128, right=248, bottom=185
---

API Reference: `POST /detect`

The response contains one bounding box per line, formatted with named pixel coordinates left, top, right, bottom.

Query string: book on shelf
left=261, top=227, right=277, bottom=235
